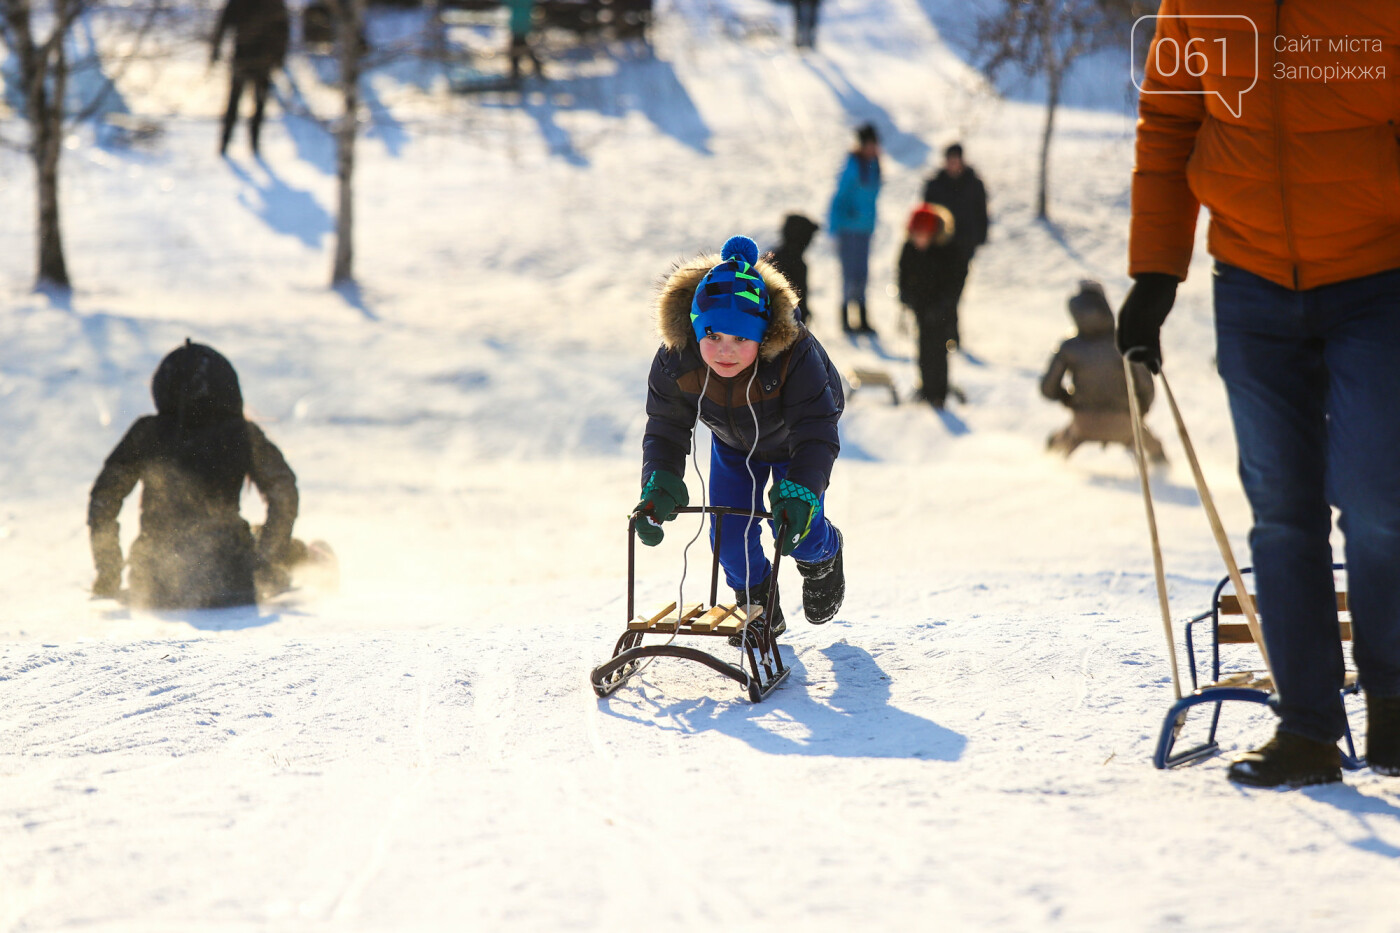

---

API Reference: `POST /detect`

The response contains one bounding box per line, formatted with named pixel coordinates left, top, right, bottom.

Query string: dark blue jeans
left=708, top=437, right=839, bottom=591
left=837, top=232, right=871, bottom=304
left=1214, top=262, right=1400, bottom=743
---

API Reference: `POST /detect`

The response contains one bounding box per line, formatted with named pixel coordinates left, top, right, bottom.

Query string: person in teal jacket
left=504, top=0, right=542, bottom=82
left=827, top=122, right=882, bottom=335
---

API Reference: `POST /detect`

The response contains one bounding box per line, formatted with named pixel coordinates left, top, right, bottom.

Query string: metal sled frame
left=590, top=506, right=791, bottom=703
left=1154, top=564, right=1363, bottom=769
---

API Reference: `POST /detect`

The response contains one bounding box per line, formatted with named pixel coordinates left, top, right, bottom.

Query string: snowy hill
left=3, top=0, right=1397, bottom=929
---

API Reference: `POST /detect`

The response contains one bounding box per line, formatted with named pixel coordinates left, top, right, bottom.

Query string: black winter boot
left=1227, top=730, right=1343, bottom=788
left=857, top=302, right=877, bottom=337
left=796, top=526, right=844, bottom=624
left=841, top=301, right=855, bottom=334
left=728, top=577, right=786, bottom=647
left=1367, top=694, right=1400, bottom=776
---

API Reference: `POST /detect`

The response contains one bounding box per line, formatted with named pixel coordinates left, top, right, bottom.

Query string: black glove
left=1115, top=272, right=1179, bottom=374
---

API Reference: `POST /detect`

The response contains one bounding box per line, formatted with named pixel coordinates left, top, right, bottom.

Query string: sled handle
left=1125, top=355, right=1184, bottom=700
left=627, top=506, right=775, bottom=626
left=1158, top=370, right=1272, bottom=679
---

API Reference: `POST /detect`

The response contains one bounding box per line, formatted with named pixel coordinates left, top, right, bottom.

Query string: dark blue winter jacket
left=642, top=253, right=844, bottom=497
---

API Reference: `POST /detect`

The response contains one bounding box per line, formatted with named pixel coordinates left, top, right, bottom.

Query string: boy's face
left=699, top=331, right=760, bottom=377
left=910, top=229, right=934, bottom=250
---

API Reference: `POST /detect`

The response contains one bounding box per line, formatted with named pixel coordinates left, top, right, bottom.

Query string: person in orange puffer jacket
left=1117, top=1, right=1400, bottom=790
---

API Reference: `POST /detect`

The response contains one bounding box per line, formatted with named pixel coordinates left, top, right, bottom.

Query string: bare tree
left=2, top=0, right=86, bottom=287
left=329, top=0, right=365, bottom=286
left=976, top=0, right=1148, bottom=220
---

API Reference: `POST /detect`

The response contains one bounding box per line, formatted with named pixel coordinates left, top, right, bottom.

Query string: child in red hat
left=898, top=203, right=959, bottom=408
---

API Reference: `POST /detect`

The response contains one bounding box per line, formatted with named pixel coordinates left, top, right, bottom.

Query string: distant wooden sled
left=1154, top=564, right=1363, bottom=769
left=846, top=367, right=898, bottom=405
left=591, top=506, right=791, bottom=703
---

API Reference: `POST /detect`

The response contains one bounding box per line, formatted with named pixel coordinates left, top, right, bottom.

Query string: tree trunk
left=1037, top=60, right=1061, bottom=221
left=330, top=0, right=363, bottom=286
left=9, top=0, right=76, bottom=288
left=35, top=28, right=71, bottom=289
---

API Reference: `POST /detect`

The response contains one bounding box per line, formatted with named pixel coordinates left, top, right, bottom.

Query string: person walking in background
left=211, top=0, right=289, bottom=157
left=1041, top=281, right=1163, bottom=461
left=769, top=213, right=819, bottom=321
left=897, top=203, right=958, bottom=409
left=1118, top=2, right=1400, bottom=788
left=921, top=143, right=987, bottom=349
left=793, top=0, right=820, bottom=49
left=88, top=341, right=304, bottom=609
left=505, top=0, right=544, bottom=84
left=828, top=123, right=882, bottom=336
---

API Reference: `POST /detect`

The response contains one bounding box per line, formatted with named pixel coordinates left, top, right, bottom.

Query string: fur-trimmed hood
left=655, top=253, right=803, bottom=363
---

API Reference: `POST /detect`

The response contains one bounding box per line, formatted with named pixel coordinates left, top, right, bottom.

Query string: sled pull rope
left=1158, top=369, right=1272, bottom=678
left=739, top=364, right=763, bottom=663
left=632, top=368, right=715, bottom=687
left=1124, top=355, right=1184, bottom=700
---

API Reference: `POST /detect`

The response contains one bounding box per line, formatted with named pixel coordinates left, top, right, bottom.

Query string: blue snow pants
left=1214, top=261, right=1400, bottom=744
left=707, top=437, right=840, bottom=591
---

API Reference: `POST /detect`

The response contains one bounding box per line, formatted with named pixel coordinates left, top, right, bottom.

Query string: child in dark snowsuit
left=768, top=213, right=818, bottom=321
left=635, top=236, right=847, bottom=642
left=898, top=203, right=959, bottom=409
left=1041, top=282, right=1166, bottom=462
left=88, top=340, right=303, bottom=610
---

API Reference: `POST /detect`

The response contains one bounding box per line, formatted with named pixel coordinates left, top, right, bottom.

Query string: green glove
left=633, top=470, right=689, bottom=547
left=768, top=479, right=820, bottom=555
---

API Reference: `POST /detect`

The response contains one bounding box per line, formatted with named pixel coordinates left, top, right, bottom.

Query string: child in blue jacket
left=634, top=236, right=846, bottom=642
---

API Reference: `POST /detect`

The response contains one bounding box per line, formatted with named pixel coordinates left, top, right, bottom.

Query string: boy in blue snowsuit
left=634, top=236, right=847, bottom=642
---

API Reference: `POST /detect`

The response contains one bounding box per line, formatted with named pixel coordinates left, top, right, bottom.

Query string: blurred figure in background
left=897, top=203, right=958, bottom=409
left=505, top=0, right=544, bottom=83
left=211, top=0, right=290, bottom=157
left=88, top=341, right=305, bottom=609
left=921, top=143, right=988, bottom=349
left=769, top=213, right=819, bottom=321
left=793, top=0, right=820, bottom=49
left=828, top=122, right=882, bottom=336
left=1041, top=281, right=1163, bottom=462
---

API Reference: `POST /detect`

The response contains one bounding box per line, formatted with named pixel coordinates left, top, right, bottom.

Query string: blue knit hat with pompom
left=689, top=235, right=771, bottom=344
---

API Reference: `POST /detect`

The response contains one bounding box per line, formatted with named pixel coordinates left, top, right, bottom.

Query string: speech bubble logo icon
left=1131, top=15, right=1258, bottom=120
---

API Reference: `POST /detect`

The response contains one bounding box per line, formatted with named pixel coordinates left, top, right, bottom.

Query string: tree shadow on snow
left=478, top=46, right=712, bottom=162
left=226, top=158, right=333, bottom=249
left=601, top=641, right=966, bottom=760
left=801, top=57, right=930, bottom=169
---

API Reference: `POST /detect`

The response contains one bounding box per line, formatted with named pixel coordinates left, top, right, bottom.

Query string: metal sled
left=1153, top=564, right=1363, bottom=769
left=590, top=506, right=791, bottom=703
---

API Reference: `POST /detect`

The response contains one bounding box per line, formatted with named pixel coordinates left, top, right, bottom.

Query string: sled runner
left=1152, top=565, right=1362, bottom=769
left=590, top=506, right=791, bottom=703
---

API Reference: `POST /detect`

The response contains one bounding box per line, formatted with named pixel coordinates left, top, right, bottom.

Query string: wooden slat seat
left=1215, top=591, right=1351, bottom=645
left=628, top=602, right=763, bottom=636
left=632, top=599, right=767, bottom=636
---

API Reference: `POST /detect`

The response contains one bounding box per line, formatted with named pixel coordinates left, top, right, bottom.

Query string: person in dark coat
left=211, top=0, right=290, bottom=156
left=88, top=341, right=302, bottom=610
left=1041, top=282, right=1164, bottom=462
left=898, top=203, right=959, bottom=409
left=768, top=213, right=818, bottom=321
left=635, top=235, right=847, bottom=640
left=921, top=143, right=988, bottom=348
